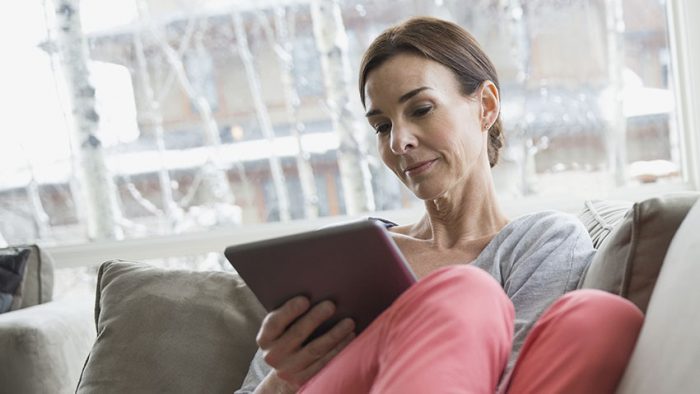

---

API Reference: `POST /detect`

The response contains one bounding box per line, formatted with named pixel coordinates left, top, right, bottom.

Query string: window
left=0, top=0, right=692, bottom=254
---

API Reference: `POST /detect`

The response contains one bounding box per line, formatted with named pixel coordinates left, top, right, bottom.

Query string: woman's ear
left=479, top=81, right=500, bottom=132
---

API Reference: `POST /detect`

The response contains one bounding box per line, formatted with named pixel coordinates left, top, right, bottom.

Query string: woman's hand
left=254, top=296, right=356, bottom=393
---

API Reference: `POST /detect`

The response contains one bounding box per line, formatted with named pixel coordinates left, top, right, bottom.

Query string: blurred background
left=0, top=0, right=692, bottom=296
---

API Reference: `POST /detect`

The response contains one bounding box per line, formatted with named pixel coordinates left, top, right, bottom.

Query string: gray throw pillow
left=579, top=192, right=699, bottom=313
left=76, top=260, right=265, bottom=394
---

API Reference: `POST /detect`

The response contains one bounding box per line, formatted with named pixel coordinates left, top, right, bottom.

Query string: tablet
left=224, top=219, right=417, bottom=343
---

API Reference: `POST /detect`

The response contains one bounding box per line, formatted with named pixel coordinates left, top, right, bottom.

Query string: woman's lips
left=404, top=159, right=437, bottom=176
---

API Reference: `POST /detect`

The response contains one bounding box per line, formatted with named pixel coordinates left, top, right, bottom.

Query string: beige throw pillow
left=76, top=260, right=265, bottom=394
left=579, top=193, right=699, bottom=313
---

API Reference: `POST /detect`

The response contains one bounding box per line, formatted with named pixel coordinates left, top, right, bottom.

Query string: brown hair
left=359, top=17, right=504, bottom=167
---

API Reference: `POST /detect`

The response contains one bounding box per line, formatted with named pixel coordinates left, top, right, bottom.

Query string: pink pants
left=300, top=265, right=643, bottom=394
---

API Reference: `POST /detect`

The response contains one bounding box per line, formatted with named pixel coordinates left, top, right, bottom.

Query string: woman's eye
left=374, top=123, right=391, bottom=134
left=413, top=106, right=432, bottom=117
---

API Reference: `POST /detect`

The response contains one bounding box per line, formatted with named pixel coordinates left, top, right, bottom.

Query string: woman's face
left=363, top=53, right=490, bottom=201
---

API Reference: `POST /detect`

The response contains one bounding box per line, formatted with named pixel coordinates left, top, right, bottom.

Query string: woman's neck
left=412, top=170, right=509, bottom=250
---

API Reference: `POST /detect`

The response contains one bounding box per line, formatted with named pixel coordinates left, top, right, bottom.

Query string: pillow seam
left=94, top=261, right=109, bottom=329
left=34, top=245, right=43, bottom=303
left=620, top=203, right=640, bottom=296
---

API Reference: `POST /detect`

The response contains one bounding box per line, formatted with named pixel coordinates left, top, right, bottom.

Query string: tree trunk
left=54, top=0, right=123, bottom=240
left=271, top=8, right=319, bottom=219
left=232, top=11, right=292, bottom=222
left=503, top=0, right=538, bottom=196
left=311, top=0, right=375, bottom=215
left=604, top=0, right=628, bottom=186
left=133, top=29, right=179, bottom=230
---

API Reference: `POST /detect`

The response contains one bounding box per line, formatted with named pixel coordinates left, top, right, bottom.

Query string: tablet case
left=224, top=220, right=417, bottom=342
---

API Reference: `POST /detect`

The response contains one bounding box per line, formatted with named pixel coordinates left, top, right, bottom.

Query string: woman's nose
left=390, top=124, right=418, bottom=154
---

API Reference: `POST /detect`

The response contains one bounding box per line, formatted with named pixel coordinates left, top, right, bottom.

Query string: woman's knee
left=383, top=265, right=515, bottom=359
left=557, top=290, right=643, bottom=324
left=543, top=289, right=644, bottom=348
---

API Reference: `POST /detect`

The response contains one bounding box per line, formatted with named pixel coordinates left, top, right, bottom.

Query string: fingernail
left=341, top=318, right=355, bottom=331
left=294, top=297, right=308, bottom=310
left=322, top=301, right=335, bottom=314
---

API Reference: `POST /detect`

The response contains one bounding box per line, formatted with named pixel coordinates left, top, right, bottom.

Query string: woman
left=237, top=17, right=642, bottom=394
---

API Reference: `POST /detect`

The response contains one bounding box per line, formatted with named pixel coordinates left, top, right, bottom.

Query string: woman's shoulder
left=491, top=210, right=589, bottom=253
left=476, top=209, right=594, bottom=284
left=505, top=210, right=584, bottom=235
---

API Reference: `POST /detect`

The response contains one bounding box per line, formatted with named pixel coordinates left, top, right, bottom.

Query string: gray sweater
left=236, top=210, right=595, bottom=392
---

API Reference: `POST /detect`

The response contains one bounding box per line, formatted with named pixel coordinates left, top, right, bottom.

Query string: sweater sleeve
left=235, top=348, right=270, bottom=393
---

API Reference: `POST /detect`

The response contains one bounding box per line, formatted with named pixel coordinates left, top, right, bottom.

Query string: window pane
left=0, top=0, right=683, bottom=248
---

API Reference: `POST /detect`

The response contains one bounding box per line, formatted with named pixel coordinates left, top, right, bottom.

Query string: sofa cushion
left=75, top=260, right=265, bottom=394
left=579, top=193, right=699, bottom=313
left=617, top=199, right=700, bottom=393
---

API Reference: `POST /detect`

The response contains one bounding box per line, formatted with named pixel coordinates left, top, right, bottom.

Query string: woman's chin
left=408, top=183, right=446, bottom=202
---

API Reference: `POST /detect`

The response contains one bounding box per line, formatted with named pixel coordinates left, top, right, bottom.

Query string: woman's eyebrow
left=398, top=86, right=431, bottom=103
left=365, top=86, right=432, bottom=117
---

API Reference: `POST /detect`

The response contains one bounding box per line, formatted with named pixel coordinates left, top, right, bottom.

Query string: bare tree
left=136, top=0, right=238, bottom=219
left=14, top=140, right=53, bottom=239
left=140, top=11, right=254, bottom=216
left=54, top=0, right=123, bottom=240
left=133, top=29, right=180, bottom=230
left=26, top=174, right=52, bottom=240
left=311, top=0, right=375, bottom=215
left=254, top=8, right=320, bottom=219
left=232, top=11, right=292, bottom=222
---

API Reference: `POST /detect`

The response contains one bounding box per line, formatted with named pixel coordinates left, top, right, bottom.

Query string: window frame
left=667, top=0, right=700, bottom=190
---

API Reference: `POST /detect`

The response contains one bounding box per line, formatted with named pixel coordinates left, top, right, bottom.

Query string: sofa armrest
left=617, top=200, right=700, bottom=393
left=0, top=298, right=95, bottom=394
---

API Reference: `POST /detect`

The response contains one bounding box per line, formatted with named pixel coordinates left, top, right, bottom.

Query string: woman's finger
left=257, top=296, right=310, bottom=349
left=272, top=300, right=337, bottom=357
left=277, top=317, right=356, bottom=373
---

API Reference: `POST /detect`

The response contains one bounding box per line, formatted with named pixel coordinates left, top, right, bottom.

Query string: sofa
left=2, top=193, right=699, bottom=393
left=0, top=245, right=95, bottom=394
